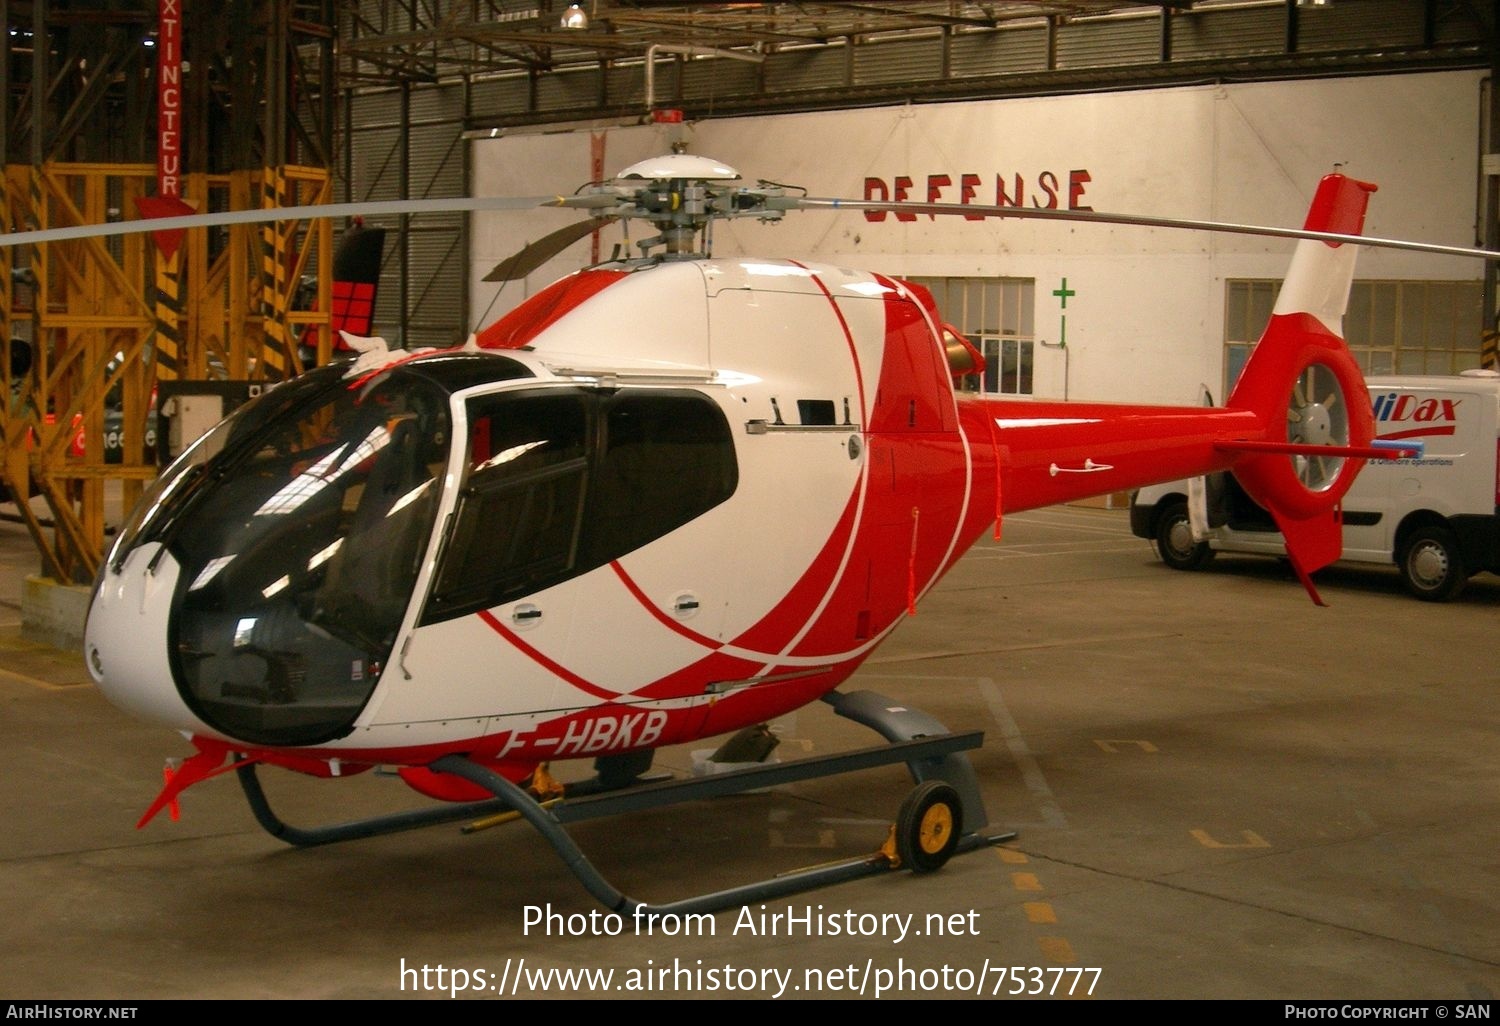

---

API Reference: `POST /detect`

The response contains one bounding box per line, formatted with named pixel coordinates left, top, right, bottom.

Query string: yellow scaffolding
left=0, top=162, right=332, bottom=584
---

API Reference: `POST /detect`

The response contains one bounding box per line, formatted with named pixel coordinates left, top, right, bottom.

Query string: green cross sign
left=1053, top=278, right=1076, bottom=347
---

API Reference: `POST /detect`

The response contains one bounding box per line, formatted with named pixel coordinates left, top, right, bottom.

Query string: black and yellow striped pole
left=133, top=194, right=196, bottom=380
left=258, top=166, right=291, bottom=378
left=151, top=248, right=182, bottom=381
left=25, top=166, right=45, bottom=400
left=153, top=0, right=183, bottom=381
left=1482, top=328, right=1498, bottom=371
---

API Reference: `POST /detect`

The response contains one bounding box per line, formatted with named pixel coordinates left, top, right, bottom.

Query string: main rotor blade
left=6, top=186, right=1498, bottom=264
left=0, top=195, right=562, bottom=249
left=483, top=217, right=616, bottom=282
left=791, top=197, right=1500, bottom=262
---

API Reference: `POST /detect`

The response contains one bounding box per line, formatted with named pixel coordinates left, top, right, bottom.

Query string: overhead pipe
left=644, top=42, right=765, bottom=115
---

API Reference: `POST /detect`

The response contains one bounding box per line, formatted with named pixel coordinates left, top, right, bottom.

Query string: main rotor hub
left=614, top=154, right=741, bottom=182
left=559, top=153, right=795, bottom=261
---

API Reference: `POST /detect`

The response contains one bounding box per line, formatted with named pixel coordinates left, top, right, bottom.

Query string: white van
left=1130, top=371, right=1500, bottom=601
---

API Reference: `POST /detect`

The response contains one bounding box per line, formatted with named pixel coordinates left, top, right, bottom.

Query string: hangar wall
left=470, top=69, right=1485, bottom=406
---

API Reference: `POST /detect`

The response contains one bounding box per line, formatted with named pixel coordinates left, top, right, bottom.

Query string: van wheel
left=1398, top=527, right=1466, bottom=602
left=1154, top=502, right=1213, bottom=571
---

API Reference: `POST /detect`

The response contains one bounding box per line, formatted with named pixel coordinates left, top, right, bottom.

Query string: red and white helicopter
left=26, top=153, right=1463, bottom=909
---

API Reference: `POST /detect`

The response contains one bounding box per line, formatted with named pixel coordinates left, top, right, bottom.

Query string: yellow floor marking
left=1010, top=872, right=1043, bottom=892
left=1037, top=937, right=1076, bottom=963
left=1093, top=739, right=1159, bottom=753
left=1023, top=902, right=1057, bottom=924
left=996, top=847, right=1029, bottom=864
left=1190, top=828, right=1270, bottom=849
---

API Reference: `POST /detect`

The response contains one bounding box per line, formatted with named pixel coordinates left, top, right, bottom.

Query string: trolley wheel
left=895, top=780, right=962, bottom=874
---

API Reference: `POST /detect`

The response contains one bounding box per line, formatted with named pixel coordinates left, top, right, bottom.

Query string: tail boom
left=967, top=398, right=1263, bottom=515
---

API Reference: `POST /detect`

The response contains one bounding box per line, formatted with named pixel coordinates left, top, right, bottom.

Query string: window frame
left=1224, top=278, right=1485, bottom=395
left=906, top=275, right=1037, bottom=397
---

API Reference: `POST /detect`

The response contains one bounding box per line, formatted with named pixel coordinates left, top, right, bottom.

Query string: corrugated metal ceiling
left=340, top=2, right=1493, bottom=129
left=340, top=2, right=1164, bottom=81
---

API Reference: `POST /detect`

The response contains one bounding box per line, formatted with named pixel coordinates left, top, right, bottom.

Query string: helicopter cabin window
left=1223, top=279, right=1485, bottom=394
left=905, top=276, right=1036, bottom=396
left=429, top=392, right=590, bottom=617
left=425, top=388, right=737, bottom=623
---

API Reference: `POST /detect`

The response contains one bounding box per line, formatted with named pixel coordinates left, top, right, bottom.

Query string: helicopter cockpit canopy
left=102, top=353, right=533, bottom=746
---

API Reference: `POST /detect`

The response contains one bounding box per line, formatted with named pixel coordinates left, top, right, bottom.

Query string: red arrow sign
left=131, top=194, right=197, bottom=259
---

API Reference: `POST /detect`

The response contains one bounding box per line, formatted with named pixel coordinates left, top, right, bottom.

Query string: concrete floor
left=0, top=503, right=1496, bottom=1000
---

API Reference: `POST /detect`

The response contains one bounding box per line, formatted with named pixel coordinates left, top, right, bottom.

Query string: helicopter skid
left=234, top=692, right=1010, bottom=914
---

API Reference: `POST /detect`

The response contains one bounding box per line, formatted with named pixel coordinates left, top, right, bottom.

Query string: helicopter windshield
left=127, top=355, right=531, bottom=746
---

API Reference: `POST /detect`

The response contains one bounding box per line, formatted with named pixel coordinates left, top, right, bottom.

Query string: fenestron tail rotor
left=1286, top=362, right=1351, bottom=492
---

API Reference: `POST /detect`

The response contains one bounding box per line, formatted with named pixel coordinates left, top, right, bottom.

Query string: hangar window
left=907, top=276, right=1036, bottom=396
left=1224, top=279, right=1485, bottom=393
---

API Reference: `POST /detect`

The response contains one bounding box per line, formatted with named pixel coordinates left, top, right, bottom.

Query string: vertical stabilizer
left=1224, top=174, right=1379, bottom=603
left=1273, top=174, right=1377, bottom=335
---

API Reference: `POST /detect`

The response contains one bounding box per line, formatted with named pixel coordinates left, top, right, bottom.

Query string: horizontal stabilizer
left=1370, top=438, right=1424, bottom=459
left=1215, top=440, right=1418, bottom=460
